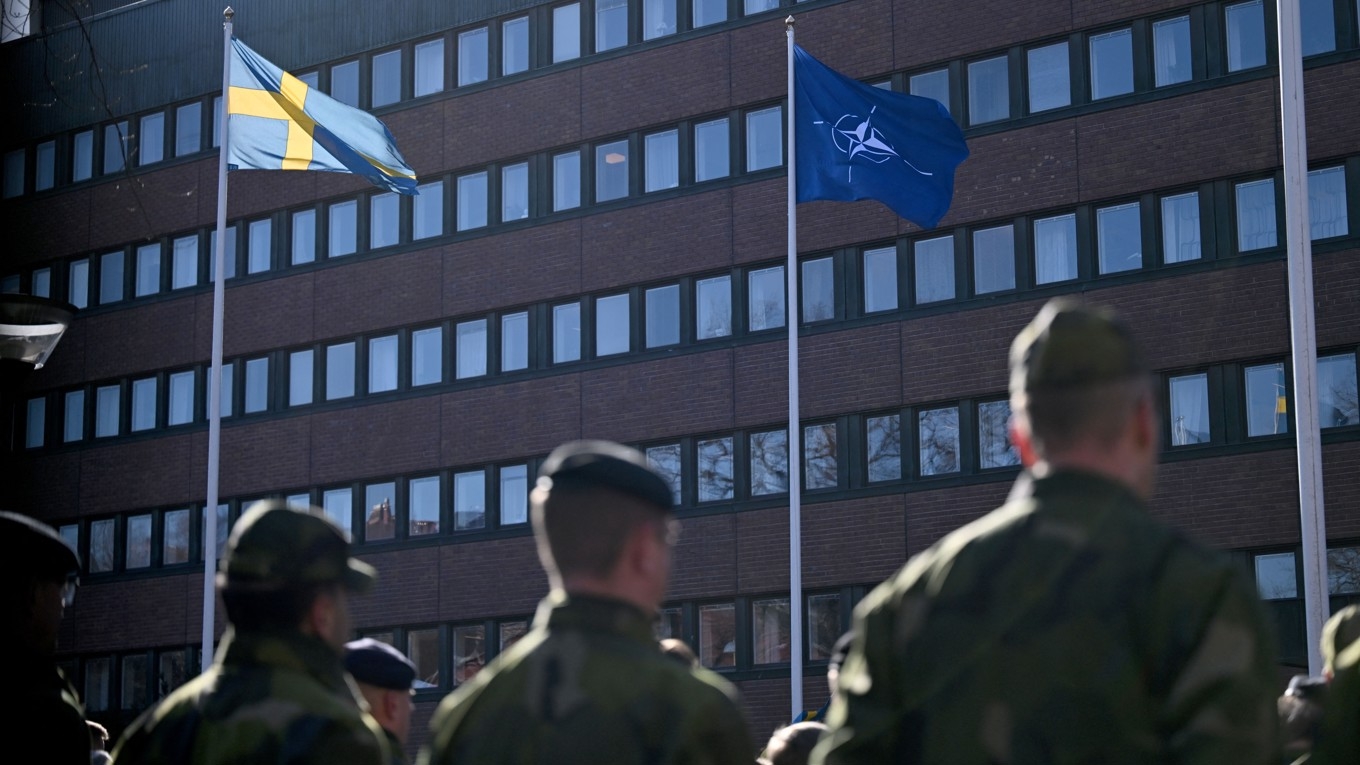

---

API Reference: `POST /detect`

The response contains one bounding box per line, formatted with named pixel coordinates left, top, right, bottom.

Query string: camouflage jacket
left=1311, top=636, right=1360, bottom=764
left=815, top=470, right=1279, bottom=765
left=0, top=640, right=90, bottom=765
left=419, top=592, right=753, bottom=765
left=112, top=627, right=389, bottom=765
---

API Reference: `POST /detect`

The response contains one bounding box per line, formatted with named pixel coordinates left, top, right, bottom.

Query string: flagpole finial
left=785, top=15, right=795, bottom=29
left=224, top=6, right=234, bottom=22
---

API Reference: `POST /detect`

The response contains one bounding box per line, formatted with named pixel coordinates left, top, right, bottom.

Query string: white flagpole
left=1276, top=0, right=1328, bottom=675
left=203, top=5, right=234, bottom=670
left=785, top=15, right=804, bottom=720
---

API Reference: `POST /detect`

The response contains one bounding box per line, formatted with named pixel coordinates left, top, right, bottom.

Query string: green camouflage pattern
left=420, top=593, right=753, bottom=765
left=1310, top=627, right=1360, bottom=764
left=814, top=471, right=1279, bottom=765
left=111, top=627, right=388, bottom=765
left=220, top=500, right=375, bottom=593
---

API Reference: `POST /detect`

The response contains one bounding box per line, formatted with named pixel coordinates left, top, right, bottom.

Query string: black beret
left=344, top=638, right=416, bottom=690
left=0, top=511, right=80, bottom=577
left=537, top=440, right=673, bottom=512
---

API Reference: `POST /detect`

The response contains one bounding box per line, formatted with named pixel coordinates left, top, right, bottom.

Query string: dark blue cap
left=537, top=440, right=673, bottom=512
left=344, top=638, right=416, bottom=690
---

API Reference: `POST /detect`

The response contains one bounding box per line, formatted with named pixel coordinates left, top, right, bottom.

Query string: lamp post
left=0, top=294, right=77, bottom=451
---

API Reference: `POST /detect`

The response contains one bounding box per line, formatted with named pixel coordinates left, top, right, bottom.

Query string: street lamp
left=0, top=294, right=77, bottom=450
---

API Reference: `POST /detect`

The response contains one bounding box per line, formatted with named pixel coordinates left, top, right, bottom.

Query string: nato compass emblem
left=814, top=106, right=932, bottom=181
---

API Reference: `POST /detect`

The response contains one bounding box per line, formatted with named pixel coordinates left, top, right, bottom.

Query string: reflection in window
left=244, top=357, right=269, bottom=413
left=596, top=0, right=628, bottom=52
left=644, top=0, right=676, bottom=40
left=370, top=193, right=399, bottom=249
left=1300, top=0, right=1336, bottom=56
left=175, top=103, right=202, bottom=157
left=554, top=151, right=581, bottom=211
left=372, top=49, right=401, bottom=108
left=458, top=171, right=489, bottom=231
left=804, top=423, right=838, bottom=490
left=696, top=275, right=732, bottom=339
left=1245, top=362, right=1288, bottom=437
left=454, top=470, right=487, bottom=530
left=25, top=398, right=44, bottom=448
left=410, top=475, right=441, bottom=536
left=968, top=56, right=1009, bottom=125
left=655, top=606, right=683, bottom=641
left=100, top=251, right=124, bottom=305
left=408, top=628, right=440, bottom=688
left=802, top=257, right=834, bottom=323
left=172, top=235, right=198, bottom=289
left=646, top=444, right=683, bottom=505
left=698, top=437, right=735, bottom=502
left=867, top=414, right=901, bottom=482
left=553, top=3, right=581, bottom=63
left=168, top=371, right=194, bottom=426
left=1329, top=546, right=1360, bottom=595
left=324, top=488, right=353, bottom=537
left=415, top=181, right=445, bottom=239
left=58, top=526, right=78, bottom=559
left=752, top=597, right=790, bottom=664
left=699, top=603, right=736, bottom=668
left=457, top=320, right=488, bottom=379
left=73, top=130, right=94, bottom=182
left=500, top=465, right=528, bottom=525
left=122, top=654, right=149, bottom=710
left=1033, top=213, right=1077, bottom=284
left=69, top=259, right=90, bottom=309
left=808, top=593, right=843, bottom=661
left=645, top=129, right=679, bottom=192
left=646, top=285, right=680, bottom=348
left=365, top=482, right=397, bottom=542
left=973, top=225, right=1015, bottom=294
left=90, top=519, right=114, bottom=573
left=978, top=400, right=1019, bottom=468
left=1097, top=202, right=1142, bottom=274
left=863, top=246, right=897, bottom=313
left=500, top=621, right=528, bottom=651
left=136, top=243, right=161, bottom=297
left=1169, top=373, right=1211, bottom=445
left=692, top=0, right=727, bottom=28
left=750, top=429, right=789, bottom=496
left=596, top=140, right=630, bottom=202
left=1318, top=353, right=1358, bottom=428
left=502, top=163, right=529, bottom=221
left=502, top=312, right=529, bottom=371
left=745, top=0, right=779, bottom=15
left=369, top=335, right=398, bottom=394
left=95, top=385, right=120, bottom=438
left=202, top=504, right=229, bottom=561
left=104, top=121, right=129, bottom=174
left=209, top=224, right=238, bottom=280
left=1153, top=16, right=1192, bottom=86
left=694, top=118, right=730, bottom=182
left=415, top=39, right=445, bottom=97
left=459, top=28, right=489, bottom=86
left=1256, top=552, right=1297, bottom=599
left=127, top=514, right=152, bottom=569
left=1089, top=28, right=1133, bottom=100
left=453, top=624, right=486, bottom=686
left=164, top=509, right=190, bottom=565
left=503, top=17, right=530, bottom=75
left=748, top=266, right=785, bottom=331
left=327, top=342, right=356, bottom=400
left=553, top=302, right=582, bottom=363
left=158, top=649, right=188, bottom=699
left=1161, top=192, right=1201, bottom=263
left=1027, top=42, right=1069, bottom=113
left=131, top=377, right=156, bottom=432
left=85, top=657, right=111, bottom=712
left=329, top=200, right=357, bottom=258
left=919, top=406, right=960, bottom=476
left=914, top=236, right=954, bottom=304
left=291, top=209, right=316, bottom=265
left=1308, top=167, right=1349, bottom=240
left=596, top=293, right=631, bottom=356
left=910, top=69, right=950, bottom=112
left=412, top=327, right=443, bottom=386
left=139, top=112, right=164, bottom=166
left=331, top=61, right=359, bottom=106
left=745, top=106, right=783, bottom=172
left=1226, top=0, right=1267, bottom=72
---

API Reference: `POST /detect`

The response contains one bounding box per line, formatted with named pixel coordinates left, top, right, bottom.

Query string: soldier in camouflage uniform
left=814, top=299, right=1279, bottom=764
left=420, top=440, right=753, bottom=765
left=112, top=500, right=389, bottom=765
left=1309, top=605, right=1360, bottom=764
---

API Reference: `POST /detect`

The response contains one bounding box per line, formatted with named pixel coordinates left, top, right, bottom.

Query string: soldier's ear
left=1009, top=418, right=1038, bottom=468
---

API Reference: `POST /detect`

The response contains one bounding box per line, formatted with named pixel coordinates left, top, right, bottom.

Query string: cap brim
left=343, top=558, right=377, bottom=593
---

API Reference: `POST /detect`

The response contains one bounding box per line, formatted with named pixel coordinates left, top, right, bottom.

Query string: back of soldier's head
left=759, top=722, right=828, bottom=765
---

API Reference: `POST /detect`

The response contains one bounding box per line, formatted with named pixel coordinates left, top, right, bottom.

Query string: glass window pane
left=1169, top=373, right=1210, bottom=445
left=644, top=0, right=676, bottom=40
left=502, top=163, right=529, bottom=222
left=171, top=235, right=198, bottom=289
left=500, top=465, right=528, bottom=525
left=131, top=377, right=156, bottom=431
left=95, top=385, right=120, bottom=438
left=323, top=488, right=353, bottom=537
left=503, top=17, right=530, bottom=75
left=25, top=397, right=45, bottom=448
left=136, top=244, right=161, bottom=297
left=972, top=225, right=1015, bottom=294
left=1328, top=546, right=1360, bottom=595
left=1033, top=213, right=1077, bottom=284
left=696, top=275, right=732, bottom=339
left=372, top=49, right=402, bottom=108
left=36, top=140, right=56, bottom=190
left=244, top=357, right=269, bottom=414
left=364, top=481, right=397, bottom=541
left=292, top=209, right=316, bottom=265
left=217, top=361, right=234, bottom=419
left=748, top=265, right=785, bottom=331
left=1236, top=178, right=1277, bottom=251
left=1318, top=353, right=1358, bottom=428
left=745, top=0, right=779, bottom=15
left=751, top=429, right=789, bottom=496
left=164, top=509, right=190, bottom=565
left=158, top=649, right=189, bottom=699
left=699, top=603, right=736, bottom=668
left=1301, top=0, right=1336, bottom=55
left=596, top=0, right=628, bottom=52
left=410, top=476, right=441, bottom=536
left=553, top=302, right=581, bottom=363
left=100, top=251, right=124, bottom=305
left=752, top=597, right=790, bottom=665
left=645, top=285, right=680, bottom=347
left=502, top=312, right=529, bottom=371
left=459, top=28, right=489, bottom=86
left=327, top=342, right=356, bottom=400
left=914, top=236, right=954, bottom=304
left=1089, top=28, right=1133, bottom=100
left=804, top=423, right=838, bottom=490
left=453, top=625, right=486, bottom=686
left=1226, top=0, right=1267, bottom=71
left=1161, top=192, right=1201, bottom=263
left=801, top=257, right=834, bottom=324
left=554, top=3, right=581, bottom=63
left=978, top=400, right=1019, bottom=468
left=454, top=470, right=487, bottom=530
left=458, top=172, right=488, bottom=230
left=655, top=607, right=683, bottom=641
left=209, top=225, right=238, bottom=280
left=863, top=246, right=897, bottom=313
left=596, top=140, right=630, bottom=202
left=550, top=152, right=582, bottom=215
left=808, top=593, right=843, bottom=661
left=90, top=519, right=114, bottom=573
left=1153, top=16, right=1192, bottom=86
left=73, top=130, right=94, bottom=183
left=596, top=294, right=630, bottom=356
left=369, top=335, right=398, bottom=393
left=500, top=621, right=528, bottom=651
left=2, top=149, right=23, bottom=198
left=415, top=39, right=446, bottom=97
left=245, top=218, right=271, bottom=274
left=412, top=327, right=444, bottom=385
left=919, top=406, right=960, bottom=475
left=64, top=390, right=85, bottom=443
left=329, top=200, right=357, bottom=257
left=693, top=0, right=727, bottom=28
left=139, top=112, right=165, bottom=166
left=168, top=371, right=194, bottom=426
left=407, top=629, right=440, bottom=688
left=968, top=56, right=1009, bottom=125
left=30, top=268, right=49, bottom=298
left=370, top=193, right=399, bottom=249
left=646, top=444, right=682, bottom=505
left=457, top=319, right=489, bottom=378
left=698, top=437, right=734, bottom=502
left=1097, top=202, right=1142, bottom=274
left=121, top=654, right=149, bottom=710
left=694, top=118, right=730, bottom=182
left=85, top=657, right=111, bottom=711
left=289, top=350, right=314, bottom=406
left=331, top=60, right=359, bottom=106
left=745, top=106, right=783, bottom=172
left=1027, top=42, right=1070, bottom=113
left=202, top=504, right=229, bottom=561
left=1308, top=166, right=1349, bottom=240
left=104, top=121, right=128, bottom=174
left=1256, top=552, right=1298, bottom=599
left=910, top=69, right=950, bottom=112
left=414, top=180, right=445, bottom=239
left=69, top=260, right=89, bottom=309
left=645, top=130, right=679, bottom=192
left=127, top=514, right=152, bottom=569
left=1245, top=362, right=1288, bottom=437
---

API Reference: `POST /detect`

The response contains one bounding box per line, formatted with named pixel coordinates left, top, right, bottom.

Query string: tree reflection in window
left=750, top=429, right=788, bottom=496
left=646, top=444, right=682, bottom=505
left=919, top=406, right=960, bottom=475
left=866, top=415, right=901, bottom=482
left=697, top=437, right=734, bottom=502
left=977, top=401, right=1019, bottom=469
left=807, top=592, right=843, bottom=661
left=804, top=423, right=837, bottom=489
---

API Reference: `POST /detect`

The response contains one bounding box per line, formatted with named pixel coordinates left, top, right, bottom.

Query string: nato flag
left=794, top=45, right=968, bottom=229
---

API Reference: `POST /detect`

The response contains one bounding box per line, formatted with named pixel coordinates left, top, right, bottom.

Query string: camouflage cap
left=1009, top=298, right=1147, bottom=396
left=0, top=510, right=80, bottom=578
left=217, top=500, right=375, bottom=593
left=536, top=440, right=673, bottom=512
left=1322, top=604, right=1360, bottom=674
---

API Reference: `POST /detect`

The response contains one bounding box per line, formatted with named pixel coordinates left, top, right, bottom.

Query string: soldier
left=344, top=638, right=417, bottom=764
left=0, top=511, right=89, bottom=764
left=420, top=440, right=753, bottom=765
left=1310, top=605, right=1360, bottom=764
left=814, top=299, right=1279, bottom=764
left=112, top=500, right=389, bottom=765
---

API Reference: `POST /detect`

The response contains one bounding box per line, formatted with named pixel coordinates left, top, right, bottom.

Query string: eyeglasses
left=61, top=573, right=80, bottom=607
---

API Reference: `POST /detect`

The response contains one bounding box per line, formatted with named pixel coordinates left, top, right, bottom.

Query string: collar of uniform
left=534, top=592, right=655, bottom=644
left=217, top=627, right=352, bottom=695
left=1008, top=468, right=1145, bottom=519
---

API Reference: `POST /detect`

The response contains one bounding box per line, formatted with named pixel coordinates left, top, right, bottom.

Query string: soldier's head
left=344, top=638, right=416, bottom=745
left=758, top=721, right=828, bottom=765
left=1322, top=604, right=1360, bottom=678
left=1009, top=299, right=1158, bottom=498
left=0, top=510, right=80, bottom=655
left=218, top=500, right=375, bottom=652
left=531, top=440, right=678, bottom=612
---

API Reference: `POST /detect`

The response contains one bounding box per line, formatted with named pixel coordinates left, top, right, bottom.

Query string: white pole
left=203, top=6, right=234, bottom=671
left=785, top=15, right=804, bottom=720
left=1276, top=0, right=1328, bottom=675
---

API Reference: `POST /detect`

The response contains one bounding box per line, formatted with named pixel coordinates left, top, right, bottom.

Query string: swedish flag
left=228, top=38, right=418, bottom=195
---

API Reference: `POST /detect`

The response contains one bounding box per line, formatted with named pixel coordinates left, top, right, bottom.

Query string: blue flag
left=794, top=45, right=967, bottom=229
left=228, top=38, right=418, bottom=195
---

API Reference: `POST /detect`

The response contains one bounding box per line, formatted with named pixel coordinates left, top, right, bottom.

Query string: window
left=25, top=398, right=45, bottom=448
left=502, top=163, right=529, bottom=222
left=1308, top=166, right=1349, bottom=240
left=747, top=266, right=786, bottom=331
left=329, top=199, right=357, bottom=257
left=554, top=151, right=581, bottom=211
left=594, top=293, right=631, bottom=356
left=410, top=476, right=441, bottom=536
left=172, top=235, right=198, bottom=289
left=596, top=140, right=630, bottom=202
left=369, top=335, right=398, bottom=393
left=804, top=423, right=838, bottom=489
left=697, top=437, right=735, bottom=502
left=862, top=246, right=898, bottom=313
left=85, top=657, right=111, bottom=712
left=553, top=3, right=581, bottom=63
left=1089, top=28, right=1133, bottom=100
left=968, top=56, right=1009, bottom=125
left=32, top=268, right=51, bottom=298
left=169, top=371, right=194, bottom=426
left=458, top=171, right=489, bottom=230
left=135, top=244, right=161, bottom=297
left=104, top=121, right=129, bottom=174
left=646, top=444, right=683, bottom=505
left=978, top=400, right=1019, bottom=468
left=694, top=118, right=730, bottom=182
left=64, top=390, right=85, bottom=442
left=292, top=209, right=316, bottom=265
left=1236, top=178, right=1277, bottom=251
left=1226, top=0, right=1267, bottom=72
left=95, top=385, right=120, bottom=438
left=1318, top=353, right=1358, bottom=428
left=459, top=27, right=489, bottom=86
left=453, top=625, right=486, bottom=686
left=1330, top=546, right=1360, bottom=595
left=454, top=470, right=487, bottom=530
left=655, top=607, right=683, bottom=640
left=745, top=0, right=779, bottom=15
left=407, top=628, right=440, bottom=688
left=1169, top=373, right=1211, bottom=445
left=503, top=17, right=530, bottom=75
left=919, top=406, right=960, bottom=475
left=1256, top=552, right=1298, bottom=599
left=596, top=0, right=628, bottom=52
left=216, top=361, right=234, bottom=418
left=910, top=69, right=951, bottom=112
left=202, top=504, right=229, bottom=561
left=1097, top=202, right=1142, bottom=274
left=364, top=481, right=397, bottom=541
left=692, top=0, right=727, bottom=28
left=413, top=327, right=444, bottom=385
left=159, top=649, right=189, bottom=699
left=415, top=39, right=446, bottom=97
left=73, top=130, right=94, bottom=182
left=699, top=603, right=736, bottom=668
left=121, top=654, right=150, bottom=710
left=696, top=275, right=732, bottom=339
left=644, top=0, right=676, bottom=40
left=289, top=350, right=314, bottom=407
left=1300, top=0, right=1336, bottom=56
left=914, top=236, right=954, bottom=304
left=210, top=224, right=238, bottom=279
left=0, top=274, right=15, bottom=293
left=750, top=429, right=789, bottom=496
left=457, top=319, right=489, bottom=378
left=163, top=509, right=190, bottom=565
left=500, top=465, right=528, bottom=525
left=1033, top=213, right=1077, bottom=284
left=244, top=357, right=269, bottom=413
left=1153, top=16, right=1192, bottom=86
left=745, top=106, right=783, bottom=171
left=331, top=60, right=360, bottom=106
left=645, top=130, right=679, bottom=192
left=139, top=112, right=165, bottom=165
left=100, top=251, right=125, bottom=305
left=752, top=597, right=791, bottom=664
left=323, top=488, right=353, bottom=536
left=802, top=257, right=834, bottom=323
left=645, top=285, right=681, bottom=347
left=371, top=193, right=399, bottom=249
left=1161, top=192, right=1201, bottom=263
left=242, top=218, right=271, bottom=274
left=327, top=342, right=356, bottom=400
left=90, top=520, right=115, bottom=573
left=131, top=377, right=156, bottom=432
left=1027, top=42, right=1070, bottom=113
left=500, top=621, right=529, bottom=650
left=502, top=312, right=529, bottom=371
left=1245, top=362, right=1288, bottom=437
left=69, top=260, right=89, bottom=309
left=808, top=593, right=843, bottom=661
left=973, top=224, right=1015, bottom=294
left=126, top=514, right=152, bottom=569
left=553, top=302, right=582, bottom=362
left=414, top=180, right=445, bottom=238
left=372, top=49, right=402, bottom=108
